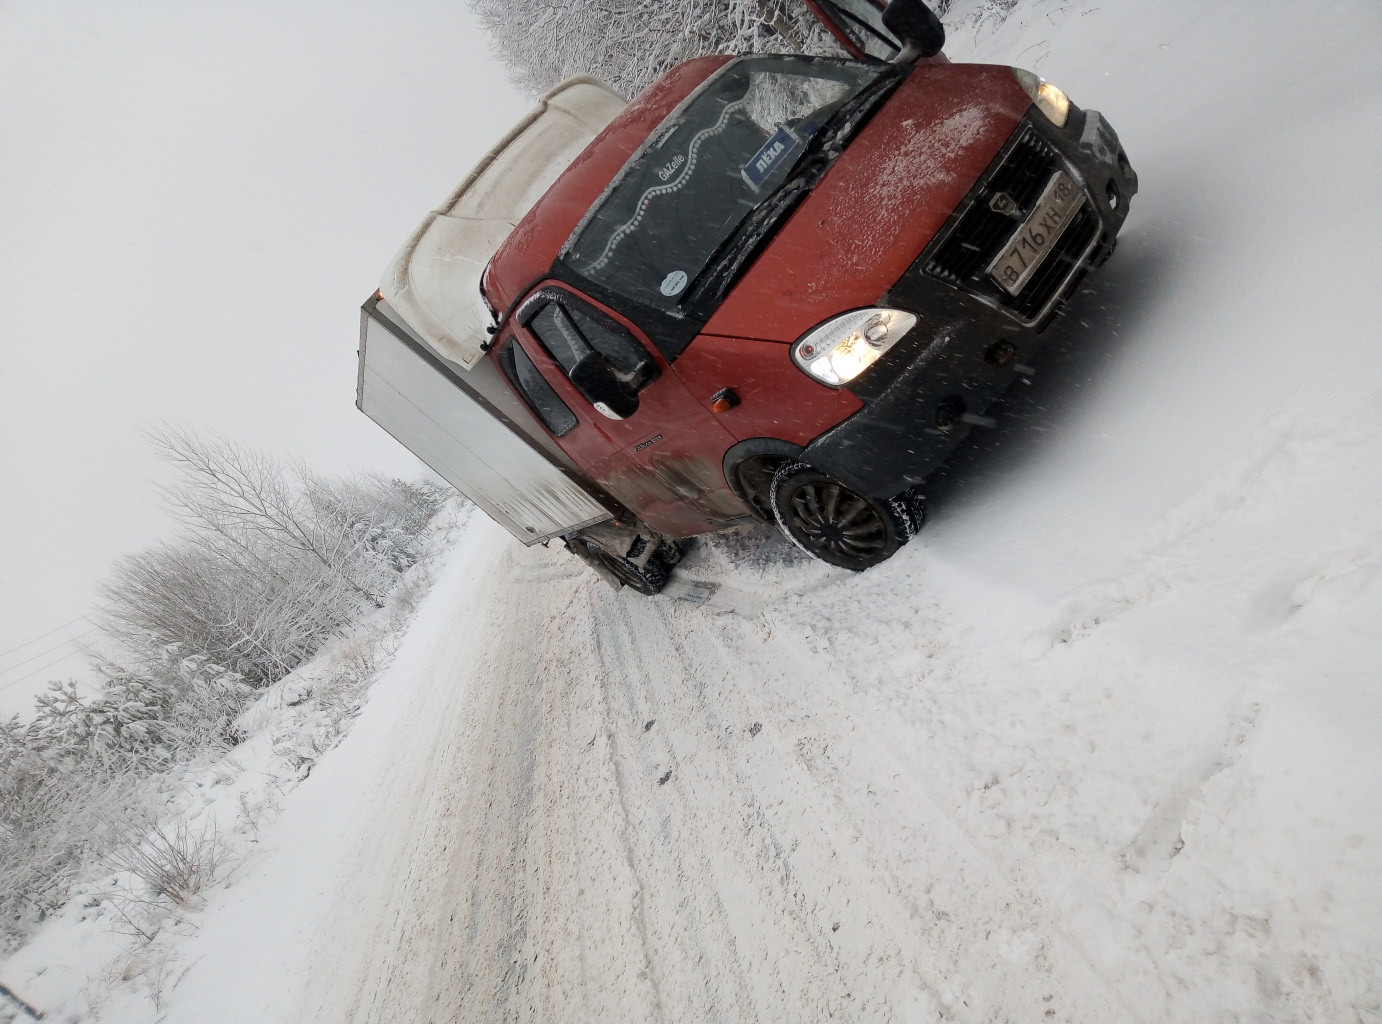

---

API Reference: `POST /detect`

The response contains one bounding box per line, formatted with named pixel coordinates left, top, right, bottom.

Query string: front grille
left=1009, top=203, right=1098, bottom=320
left=924, top=127, right=1057, bottom=284
left=921, top=124, right=1099, bottom=327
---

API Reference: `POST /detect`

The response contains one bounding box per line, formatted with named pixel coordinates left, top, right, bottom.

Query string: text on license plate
left=987, top=171, right=1084, bottom=296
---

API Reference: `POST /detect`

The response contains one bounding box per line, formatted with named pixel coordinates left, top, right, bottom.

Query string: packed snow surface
left=4, top=0, right=1380, bottom=1021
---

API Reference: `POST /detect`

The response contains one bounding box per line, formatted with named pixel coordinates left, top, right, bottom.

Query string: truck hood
left=702, top=63, right=1031, bottom=344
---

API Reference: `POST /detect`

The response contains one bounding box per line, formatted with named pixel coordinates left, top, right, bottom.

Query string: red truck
left=357, top=0, right=1136, bottom=593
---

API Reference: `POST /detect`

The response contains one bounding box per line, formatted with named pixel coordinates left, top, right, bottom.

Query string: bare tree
left=2, top=431, right=448, bottom=953
left=149, top=428, right=389, bottom=609
left=97, top=430, right=447, bottom=686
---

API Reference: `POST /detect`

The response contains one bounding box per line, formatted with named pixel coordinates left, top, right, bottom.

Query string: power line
left=0, top=647, right=90, bottom=693
left=0, top=614, right=92, bottom=661
left=0, top=628, right=100, bottom=677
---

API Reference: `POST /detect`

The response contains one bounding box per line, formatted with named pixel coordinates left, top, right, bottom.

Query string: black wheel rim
left=786, top=481, right=887, bottom=560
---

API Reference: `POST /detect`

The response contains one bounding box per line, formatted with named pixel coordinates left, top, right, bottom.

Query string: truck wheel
left=570, top=537, right=670, bottom=595
left=770, top=461, right=913, bottom=571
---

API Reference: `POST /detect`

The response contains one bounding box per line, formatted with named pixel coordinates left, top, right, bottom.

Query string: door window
left=810, top=0, right=901, bottom=61
left=497, top=335, right=578, bottom=437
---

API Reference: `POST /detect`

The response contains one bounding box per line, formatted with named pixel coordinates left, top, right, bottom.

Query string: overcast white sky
left=0, top=1, right=529, bottom=714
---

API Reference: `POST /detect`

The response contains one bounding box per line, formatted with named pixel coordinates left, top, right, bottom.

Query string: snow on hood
left=704, top=63, right=1029, bottom=343
left=380, top=76, right=626, bottom=370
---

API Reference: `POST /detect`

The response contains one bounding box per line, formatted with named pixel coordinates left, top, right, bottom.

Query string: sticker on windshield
left=660, top=270, right=688, bottom=296
left=741, top=125, right=800, bottom=191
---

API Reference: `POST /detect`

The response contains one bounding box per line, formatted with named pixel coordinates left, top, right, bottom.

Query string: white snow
left=3, top=1, right=1380, bottom=1021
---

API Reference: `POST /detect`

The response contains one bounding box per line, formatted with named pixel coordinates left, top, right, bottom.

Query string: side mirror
left=622, top=358, right=660, bottom=392
left=570, top=352, right=639, bottom=419
left=881, top=0, right=945, bottom=63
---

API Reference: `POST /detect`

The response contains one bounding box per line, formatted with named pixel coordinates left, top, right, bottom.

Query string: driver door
left=803, top=0, right=901, bottom=60
left=502, top=284, right=745, bottom=535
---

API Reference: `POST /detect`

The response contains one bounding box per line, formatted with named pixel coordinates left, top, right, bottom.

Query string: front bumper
left=801, top=106, right=1137, bottom=499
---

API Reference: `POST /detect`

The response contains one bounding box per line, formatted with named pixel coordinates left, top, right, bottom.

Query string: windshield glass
left=563, top=56, right=882, bottom=316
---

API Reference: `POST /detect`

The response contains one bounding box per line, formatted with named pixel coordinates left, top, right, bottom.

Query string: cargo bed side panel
left=358, top=313, right=612, bottom=544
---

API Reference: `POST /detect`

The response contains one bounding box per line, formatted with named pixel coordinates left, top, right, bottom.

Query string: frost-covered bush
left=305, top=474, right=450, bottom=578
left=0, top=718, right=139, bottom=952
left=99, top=430, right=447, bottom=686
left=471, top=0, right=844, bottom=98
left=29, top=651, right=253, bottom=772
left=102, top=539, right=352, bottom=686
left=470, top=0, right=1001, bottom=100
left=108, top=816, right=231, bottom=912
left=1, top=430, right=449, bottom=952
left=0, top=650, right=250, bottom=948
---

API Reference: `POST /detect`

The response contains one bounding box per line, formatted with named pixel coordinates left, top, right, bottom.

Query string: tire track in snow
left=600, top=594, right=910, bottom=1022
left=302, top=528, right=1143, bottom=1023
left=545, top=542, right=1140, bottom=1021
left=643, top=593, right=1139, bottom=1024
left=710, top=604, right=1141, bottom=1024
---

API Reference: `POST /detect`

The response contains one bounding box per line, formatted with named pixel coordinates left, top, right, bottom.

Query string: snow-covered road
left=260, top=491, right=1376, bottom=1023
left=283, top=525, right=1158, bottom=1023
left=136, top=2, right=1382, bottom=1022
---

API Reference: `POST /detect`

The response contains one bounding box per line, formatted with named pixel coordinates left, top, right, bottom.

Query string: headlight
left=791, top=308, right=917, bottom=387
left=1012, top=68, right=1070, bottom=128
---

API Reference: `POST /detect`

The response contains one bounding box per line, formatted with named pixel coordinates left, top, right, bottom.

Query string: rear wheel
left=569, top=537, right=671, bottom=595
left=770, top=461, right=913, bottom=571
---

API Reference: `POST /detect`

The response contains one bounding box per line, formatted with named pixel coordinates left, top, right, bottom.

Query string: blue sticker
left=741, top=126, right=800, bottom=191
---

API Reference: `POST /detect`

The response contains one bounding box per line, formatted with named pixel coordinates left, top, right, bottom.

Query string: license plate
left=987, top=171, right=1084, bottom=296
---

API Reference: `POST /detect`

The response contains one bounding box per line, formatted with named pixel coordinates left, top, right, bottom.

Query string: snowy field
left=4, top=0, right=1380, bottom=1021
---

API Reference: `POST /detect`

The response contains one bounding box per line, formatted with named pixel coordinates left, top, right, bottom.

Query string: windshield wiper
left=681, top=69, right=906, bottom=310
left=681, top=178, right=812, bottom=307
left=809, top=67, right=905, bottom=161
left=682, top=70, right=906, bottom=309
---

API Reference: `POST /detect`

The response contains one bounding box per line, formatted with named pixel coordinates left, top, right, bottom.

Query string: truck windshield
left=563, top=56, right=884, bottom=317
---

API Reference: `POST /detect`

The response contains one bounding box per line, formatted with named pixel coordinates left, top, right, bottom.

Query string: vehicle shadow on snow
left=661, top=226, right=1175, bottom=607
left=917, top=225, right=1177, bottom=525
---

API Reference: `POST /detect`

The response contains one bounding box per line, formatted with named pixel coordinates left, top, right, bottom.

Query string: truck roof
left=380, top=75, right=627, bottom=372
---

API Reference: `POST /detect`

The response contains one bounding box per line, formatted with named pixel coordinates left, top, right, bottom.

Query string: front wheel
left=770, top=461, right=918, bottom=571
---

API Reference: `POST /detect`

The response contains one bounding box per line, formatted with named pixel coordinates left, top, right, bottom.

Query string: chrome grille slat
left=920, top=124, right=1099, bottom=327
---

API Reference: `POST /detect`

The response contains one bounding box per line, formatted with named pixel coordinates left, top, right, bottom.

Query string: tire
left=770, top=461, right=913, bottom=571
left=570, top=537, right=670, bottom=595
left=730, top=454, right=788, bottom=521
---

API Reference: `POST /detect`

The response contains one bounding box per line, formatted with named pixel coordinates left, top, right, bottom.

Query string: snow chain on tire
left=769, top=461, right=917, bottom=571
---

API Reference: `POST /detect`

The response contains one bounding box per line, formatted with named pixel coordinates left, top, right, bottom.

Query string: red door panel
left=507, top=283, right=749, bottom=535
left=597, top=374, right=750, bottom=534
left=672, top=333, right=863, bottom=445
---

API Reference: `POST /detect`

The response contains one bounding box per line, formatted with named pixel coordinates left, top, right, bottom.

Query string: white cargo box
left=358, top=74, right=630, bottom=545
left=358, top=299, right=616, bottom=543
